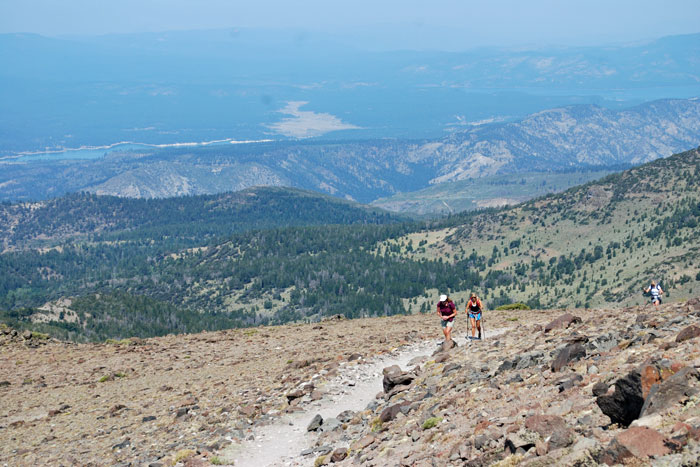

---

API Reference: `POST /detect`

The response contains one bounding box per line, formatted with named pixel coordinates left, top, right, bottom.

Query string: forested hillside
left=1, top=148, right=698, bottom=342
left=397, top=147, right=700, bottom=309
left=0, top=186, right=401, bottom=251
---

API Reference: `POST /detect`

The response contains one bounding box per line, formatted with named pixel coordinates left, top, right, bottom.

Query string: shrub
left=495, top=303, right=530, bottom=311
left=174, top=449, right=196, bottom=464
left=422, top=417, right=443, bottom=429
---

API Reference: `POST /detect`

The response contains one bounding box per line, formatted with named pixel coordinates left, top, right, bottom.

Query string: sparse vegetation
left=496, top=303, right=531, bottom=311
left=422, top=417, right=443, bottom=429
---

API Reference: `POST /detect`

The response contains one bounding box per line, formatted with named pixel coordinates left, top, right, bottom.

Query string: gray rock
left=640, top=367, right=700, bottom=417
left=544, top=313, right=582, bottom=333
left=524, top=414, right=575, bottom=448
left=382, top=365, right=415, bottom=393
left=556, top=373, right=583, bottom=392
left=551, top=342, right=586, bottom=372
left=307, top=414, right=323, bottom=432
left=337, top=410, right=355, bottom=423
left=320, top=417, right=342, bottom=432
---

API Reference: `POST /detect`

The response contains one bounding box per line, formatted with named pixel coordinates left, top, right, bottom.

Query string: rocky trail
left=2, top=299, right=700, bottom=466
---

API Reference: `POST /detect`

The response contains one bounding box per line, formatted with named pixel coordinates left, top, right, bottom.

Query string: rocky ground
left=1, top=299, right=700, bottom=466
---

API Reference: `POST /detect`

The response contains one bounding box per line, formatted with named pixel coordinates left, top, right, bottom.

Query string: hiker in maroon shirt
left=436, top=294, right=457, bottom=342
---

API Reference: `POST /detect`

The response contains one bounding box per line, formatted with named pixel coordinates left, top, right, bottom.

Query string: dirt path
left=223, top=328, right=508, bottom=466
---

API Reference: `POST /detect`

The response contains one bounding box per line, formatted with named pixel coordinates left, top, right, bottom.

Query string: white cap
left=439, top=294, right=447, bottom=302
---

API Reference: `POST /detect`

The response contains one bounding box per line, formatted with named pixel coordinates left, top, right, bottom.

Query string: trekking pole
left=481, top=311, right=485, bottom=341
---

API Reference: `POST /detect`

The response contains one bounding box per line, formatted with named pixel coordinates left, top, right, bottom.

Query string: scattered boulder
left=551, top=342, right=586, bottom=372
left=524, top=414, right=575, bottom=449
left=307, top=414, right=323, bottom=432
left=596, top=370, right=644, bottom=427
left=380, top=402, right=410, bottom=423
left=555, top=373, right=583, bottom=392
left=592, top=381, right=609, bottom=397
left=285, top=389, right=305, bottom=403
left=598, top=426, right=671, bottom=464
left=382, top=365, right=415, bottom=394
left=504, top=433, right=535, bottom=455
left=336, top=410, right=355, bottom=424
left=544, top=313, right=582, bottom=333
left=320, top=417, right=342, bottom=432
left=676, top=325, right=700, bottom=343
left=330, top=448, right=347, bottom=462
left=353, top=434, right=375, bottom=451
left=432, top=339, right=458, bottom=355
left=640, top=367, right=700, bottom=417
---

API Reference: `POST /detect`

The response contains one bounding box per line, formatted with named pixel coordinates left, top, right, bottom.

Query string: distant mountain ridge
left=1, top=98, right=699, bottom=204
left=2, top=31, right=699, bottom=151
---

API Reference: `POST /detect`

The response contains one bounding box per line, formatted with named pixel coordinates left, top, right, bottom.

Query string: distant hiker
left=436, top=294, right=457, bottom=342
left=466, top=293, right=483, bottom=339
left=644, top=281, right=664, bottom=306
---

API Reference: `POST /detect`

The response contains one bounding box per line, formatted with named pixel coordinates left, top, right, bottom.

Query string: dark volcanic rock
left=596, top=371, right=643, bottom=426
left=544, top=313, right=582, bottom=333
left=551, top=342, right=586, bottom=372
left=640, top=367, right=700, bottom=417
left=592, top=381, right=609, bottom=397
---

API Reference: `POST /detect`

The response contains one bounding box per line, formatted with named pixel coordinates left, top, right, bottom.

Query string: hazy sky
left=1, top=0, right=699, bottom=49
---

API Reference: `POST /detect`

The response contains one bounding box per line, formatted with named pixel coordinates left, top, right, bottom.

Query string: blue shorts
left=468, top=312, right=481, bottom=321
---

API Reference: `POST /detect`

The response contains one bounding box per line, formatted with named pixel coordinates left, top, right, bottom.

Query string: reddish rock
left=544, top=313, right=582, bottom=333
left=659, top=341, right=678, bottom=350
left=535, top=439, right=548, bottom=456
left=640, top=363, right=662, bottom=399
left=676, top=325, right=700, bottom=343
left=285, top=389, right=305, bottom=403
left=354, top=434, right=375, bottom=450
left=238, top=405, right=256, bottom=418
left=474, top=420, right=492, bottom=434
left=331, top=448, right=348, bottom=462
left=616, top=426, right=670, bottom=458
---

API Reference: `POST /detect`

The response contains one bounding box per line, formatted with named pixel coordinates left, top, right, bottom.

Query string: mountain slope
left=394, top=146, right=700, bottom=308
left=1, top=99, right=699, bottom=204
left=371, top=168, right=620, bottom=215
left=1, top=148, right=698, bottom=342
